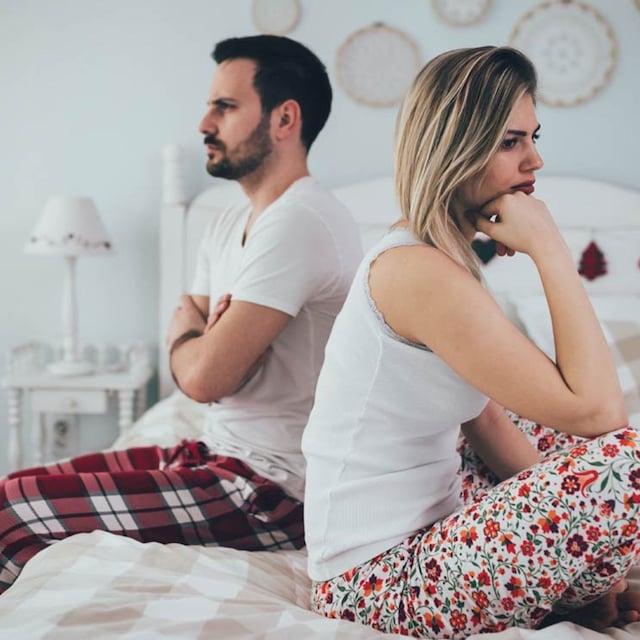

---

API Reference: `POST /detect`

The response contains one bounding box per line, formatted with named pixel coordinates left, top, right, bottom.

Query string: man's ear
left=272, top=99, right=301, bottom=140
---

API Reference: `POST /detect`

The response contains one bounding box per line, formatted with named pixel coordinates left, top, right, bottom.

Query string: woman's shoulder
left=366, top=237, right=484, bottom=350
left=371, top=237, right=473, bottom=288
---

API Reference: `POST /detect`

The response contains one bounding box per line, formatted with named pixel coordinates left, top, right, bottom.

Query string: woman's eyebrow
left=506, top=124, right=541, bottom=136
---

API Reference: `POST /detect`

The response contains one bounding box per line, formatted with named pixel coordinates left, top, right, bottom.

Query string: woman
left=301, top=46, right=640, bottom=638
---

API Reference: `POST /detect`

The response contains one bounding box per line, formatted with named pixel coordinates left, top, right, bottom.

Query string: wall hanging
left=431, top=0, right=493, bottom=26
left=252, top=0, right=300, bottom=35
left=336, top=23, right=421, bottom=107
left=510, top=0, right=617, bottom=107
left=578, top=240, right=607, bottom=281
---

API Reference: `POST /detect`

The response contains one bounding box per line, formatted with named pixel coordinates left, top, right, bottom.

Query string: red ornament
left=578, top=241, right=607, bottom=281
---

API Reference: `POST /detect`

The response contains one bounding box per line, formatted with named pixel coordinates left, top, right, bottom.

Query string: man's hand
left=169, top=295, right=290, bottom=403
left=205, top=293, right=232, bottom=332
left=166, top=294, right=207, bottom=351
left=205, top=293, right=272, bottom=393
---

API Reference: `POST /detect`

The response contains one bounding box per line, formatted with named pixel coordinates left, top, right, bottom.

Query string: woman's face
left=458, top=92, right=544, bottom=220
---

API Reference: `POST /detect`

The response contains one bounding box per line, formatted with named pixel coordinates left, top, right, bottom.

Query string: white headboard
left=159, top=144, right=640, bottom=398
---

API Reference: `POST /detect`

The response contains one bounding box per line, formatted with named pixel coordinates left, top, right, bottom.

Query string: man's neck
left=240, top=159, right=310, bottom=241
left=242, top=164, right=310, bottom=215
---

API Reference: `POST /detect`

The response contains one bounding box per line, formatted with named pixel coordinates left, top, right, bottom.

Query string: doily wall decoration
left=510, top=0, right=617, bottom=107
left=336, top=23, right=421, bottom=108
left=251, top=0, right=300, bottom=35
left=431, top=0, right=493, bottom=26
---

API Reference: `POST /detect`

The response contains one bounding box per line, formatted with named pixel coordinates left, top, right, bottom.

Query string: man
left=0, top=35, right=361, bottom=595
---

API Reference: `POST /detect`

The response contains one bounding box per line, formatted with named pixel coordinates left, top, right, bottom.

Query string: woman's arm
left=462, top=400, right=540, bottom=480
left=370, top=195, right=627, bottom=437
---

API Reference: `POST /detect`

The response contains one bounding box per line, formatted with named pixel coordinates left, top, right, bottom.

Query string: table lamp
left=25, top=195, right=114, bottom=375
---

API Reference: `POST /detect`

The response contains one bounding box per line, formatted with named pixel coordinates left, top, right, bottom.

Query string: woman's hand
left=470, top=192, right=564, bottom=259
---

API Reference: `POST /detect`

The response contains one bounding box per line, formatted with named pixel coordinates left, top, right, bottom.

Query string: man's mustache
left=204, top=135, right=224, bottom=151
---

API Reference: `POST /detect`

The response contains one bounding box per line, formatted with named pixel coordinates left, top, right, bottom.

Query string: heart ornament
left=472, top=237, right=497, bottom=264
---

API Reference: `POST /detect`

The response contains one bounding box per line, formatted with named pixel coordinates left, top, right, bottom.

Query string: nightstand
left=2, top=341, right=154, bottom=471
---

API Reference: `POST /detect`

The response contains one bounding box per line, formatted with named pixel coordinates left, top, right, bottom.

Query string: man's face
left=199, top=58, right=273, bottom=181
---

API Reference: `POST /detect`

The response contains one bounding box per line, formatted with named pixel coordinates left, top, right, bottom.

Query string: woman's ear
left=272, top=99, right=301, bottom=141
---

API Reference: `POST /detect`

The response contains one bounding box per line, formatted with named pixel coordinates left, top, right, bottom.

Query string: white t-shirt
left=190, top=176, right=362, bottom=500
left=302, top=229, right=489, bottom=580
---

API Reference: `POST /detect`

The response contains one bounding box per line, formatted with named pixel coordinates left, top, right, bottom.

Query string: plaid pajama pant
left=0, top=440, right=304, bottom=594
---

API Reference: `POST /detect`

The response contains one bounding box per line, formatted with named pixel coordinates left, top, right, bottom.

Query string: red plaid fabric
left=0, top=440, right=303, bottom=594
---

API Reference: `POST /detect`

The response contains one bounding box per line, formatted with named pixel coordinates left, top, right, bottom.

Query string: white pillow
left=480, top=230, right=590, bottom=297
left=512, top=294, right=640, bottom=427
left=332, top=177, right=398, bottom=253
left=583, top=229, right=640, bottom=295
left=480, top=229, right=640, bottom=297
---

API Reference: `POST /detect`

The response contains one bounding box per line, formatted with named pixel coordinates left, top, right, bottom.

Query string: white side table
left=2, top=342, right=154, bottom=471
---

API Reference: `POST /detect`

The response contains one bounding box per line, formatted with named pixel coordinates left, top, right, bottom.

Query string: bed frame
left=159, top=144, right=245, bottom=398
left=159, top=143, right=640, bottom=398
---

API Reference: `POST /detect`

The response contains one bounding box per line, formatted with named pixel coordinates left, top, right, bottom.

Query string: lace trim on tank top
left=364, top=229, right=432, bottom=352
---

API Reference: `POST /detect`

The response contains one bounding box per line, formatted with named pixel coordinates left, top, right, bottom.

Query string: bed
left=1, top=144, right=639, bottom=639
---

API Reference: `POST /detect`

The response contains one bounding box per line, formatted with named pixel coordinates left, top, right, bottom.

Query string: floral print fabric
left=458, top=412, right=586, bottom=505
left=311, top=421, right=640, bottom=639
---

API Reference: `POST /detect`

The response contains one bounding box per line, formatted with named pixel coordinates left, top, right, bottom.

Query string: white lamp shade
left=25, top=195, right=114, bottom=256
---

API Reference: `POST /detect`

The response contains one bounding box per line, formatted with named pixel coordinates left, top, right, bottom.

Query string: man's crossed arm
left=166, top=294, right=290, bottom=403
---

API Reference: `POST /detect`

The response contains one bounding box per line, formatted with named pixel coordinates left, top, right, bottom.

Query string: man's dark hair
left=213, top=35, right=332, bottom=151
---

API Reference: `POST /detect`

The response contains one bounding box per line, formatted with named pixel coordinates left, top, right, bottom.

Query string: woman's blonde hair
left=394, top=46, right=537, bottom=280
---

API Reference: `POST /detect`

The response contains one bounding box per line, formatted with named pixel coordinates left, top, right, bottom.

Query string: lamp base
left=47, top=360, right=94, bottom=377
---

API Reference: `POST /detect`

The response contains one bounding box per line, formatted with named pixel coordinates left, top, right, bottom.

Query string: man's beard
left=205, top=114, right=273, bottom=181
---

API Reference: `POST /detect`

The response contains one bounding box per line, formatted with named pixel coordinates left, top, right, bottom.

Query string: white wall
left=1, top=0, right=639, bottom=474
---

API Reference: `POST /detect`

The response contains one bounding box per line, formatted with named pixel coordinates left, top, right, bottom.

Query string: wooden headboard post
left=159, top=144, right=188, bottom=399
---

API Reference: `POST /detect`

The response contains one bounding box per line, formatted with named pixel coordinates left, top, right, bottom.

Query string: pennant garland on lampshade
left=578, top=240, right=607, bottom=281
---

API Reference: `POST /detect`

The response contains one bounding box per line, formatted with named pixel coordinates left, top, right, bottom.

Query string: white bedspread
left=0, top=531, right=402, bottom=639
left=1, top=392, right=638, bottom=640
left=1, top=530, right=638, bottom=640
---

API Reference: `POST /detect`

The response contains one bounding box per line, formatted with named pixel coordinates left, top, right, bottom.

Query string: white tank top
left=302, top=228, right=489, bottom=581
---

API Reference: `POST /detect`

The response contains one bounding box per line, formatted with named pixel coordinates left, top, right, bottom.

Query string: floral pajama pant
left=311, top=416, right=640, bottom=639
left=0, top=440, right=303, bottom=595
